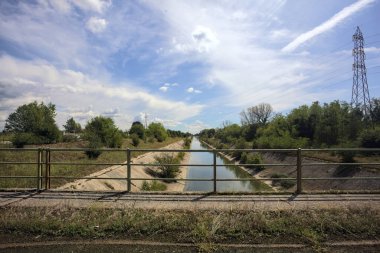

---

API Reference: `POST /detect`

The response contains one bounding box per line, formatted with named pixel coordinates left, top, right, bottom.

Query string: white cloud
left=86, top=17, right=108, bottom=33
left=159, top=86, right=169, bottom=92
left=145, top=0, right=356, bottom=111
left=282, top=0, right=375, bottom=52
left=0, top=55, right=203, bottom=130
left=185, top=120, right=209, bottom=134
left=186, top=87, right=202, bottom=94
left=71, top=0, right=112, bottom=13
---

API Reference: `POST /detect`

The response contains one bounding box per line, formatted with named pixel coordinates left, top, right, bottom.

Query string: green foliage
left=62, top=134, right=78, bottom=143
left=83, top=116, right=122, bottom=158
left=371, top=98, right=380, bottom=124
left=141, top=180, right=167, bottom=191
left=131, top=133, right=140, bottom=147
left=63, top=117, right=82, bottom=133
left=359, top=127, right=380, bottom=148
left=183, top=137, right=192, bottom=149
left=5, top=101, right=60, bottom=146
left=154, top=154, right=181, bottom=181
left=129, top=121, right=145, bottom=139
left=232, top=138, right=248, bottom=160
left=12, top=133, right=40, bottom=148
left=240, top=152, right=265, bottom=172
left=84, top=134, right=102, bottom=159
left=270, top=174, right=295, bottom=189
left=215, top=124, right=241, bottom=144
left=148, top=122, right=168, bottom=142
left=167, top=129, right=191, bottom=138
left=83, top=116, right=122, bottom=148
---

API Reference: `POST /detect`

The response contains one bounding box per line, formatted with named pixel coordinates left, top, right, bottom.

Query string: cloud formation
left=282, top=0, right=375, bottom=52
left=0, top=55, right=203, bottom=130
left=86, top=17, right=108, bottom=33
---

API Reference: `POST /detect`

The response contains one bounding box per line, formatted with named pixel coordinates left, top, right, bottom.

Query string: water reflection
left=184, top=138, right=270, bottom=192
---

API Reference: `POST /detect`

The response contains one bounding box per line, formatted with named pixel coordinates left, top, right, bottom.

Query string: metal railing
left=1, top=147, right=380, bottom=193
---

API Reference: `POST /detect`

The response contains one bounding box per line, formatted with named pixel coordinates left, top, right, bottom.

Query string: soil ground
left=58, top=140, right=189, bottom=192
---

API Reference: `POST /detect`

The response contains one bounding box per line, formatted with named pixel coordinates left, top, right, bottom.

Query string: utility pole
left=351, top=26, right=371, bottom=117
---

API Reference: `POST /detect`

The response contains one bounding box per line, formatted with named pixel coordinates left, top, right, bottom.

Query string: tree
left=63, top=117, right=82, bottom=133
left=83, top=116, right=122, bottom=149
left=371, top=98, right=380, bottom=124
left=5, top=101, right=60, bottom=146
left=148, top=122, right=168, bottom=142
left=240, top=103, right=273, bottom=126
left=129, top=121, right=145, bottom=139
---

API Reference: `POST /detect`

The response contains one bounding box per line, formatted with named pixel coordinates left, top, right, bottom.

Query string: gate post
left=296, top=148, right=302, bottom=194
left=44, top=149, right=51, bottom=190
left=37, top=149, right=42, bottom=191
left=127, top=148, right=131, bottom=192
left=213, top=149, right=217, bottom=193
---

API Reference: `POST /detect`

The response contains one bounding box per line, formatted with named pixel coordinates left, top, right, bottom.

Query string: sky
left=0, top=0, right=380, bottom=133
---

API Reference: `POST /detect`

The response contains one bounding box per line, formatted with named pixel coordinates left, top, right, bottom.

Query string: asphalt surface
left=1, top=190, right=379, bottom=210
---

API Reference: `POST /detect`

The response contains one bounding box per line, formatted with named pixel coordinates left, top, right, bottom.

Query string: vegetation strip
left=1, top=240, right=379, bottom=249
left=0, top=206, right=378, bottom=246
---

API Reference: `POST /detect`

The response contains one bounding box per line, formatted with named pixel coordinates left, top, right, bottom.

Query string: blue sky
left=0, top=0, right=379, bottom=133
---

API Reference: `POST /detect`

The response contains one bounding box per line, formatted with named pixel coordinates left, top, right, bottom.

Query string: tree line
left=199, top=99, right=380, bottom=150
left=3, top=101, right=190, bottom=157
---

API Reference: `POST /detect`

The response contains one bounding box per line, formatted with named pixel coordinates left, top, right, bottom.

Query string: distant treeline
left=199, top=99, right=380, bottom=150
left=3, top=101, right=191, bottom=154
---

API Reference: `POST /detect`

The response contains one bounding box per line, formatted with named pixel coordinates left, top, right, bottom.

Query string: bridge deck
left=1, top=191, right=379, bottom=210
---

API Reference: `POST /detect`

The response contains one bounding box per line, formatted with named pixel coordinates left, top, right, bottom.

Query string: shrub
left=141, top=180, right=167, bottom=191
left=12, top=133, right=40, bottom=148
left=183, top=137, right=192, bottom=149
left=242, top=153, right=265, bottom=172
left=255, top=135, right=309, bottom=149
left=233, top=138, right=248, bottom=160
left=359, top=127, right=380, bottom=148
left=270, top=174, right=295, bottom=189
left=154, top=154, right=181, bottom=182
left=131, top=133, right=140, bottom=147
left=62, top=134, right=78, bottom=143
left=85, top=135, right=102, bottom=159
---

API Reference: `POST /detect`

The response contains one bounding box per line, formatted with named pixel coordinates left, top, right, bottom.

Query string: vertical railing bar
left=213, top=149, right=217, bottom=193
left=44, top=149, right=48, bottom=189
left=48, top=149, right=51, bottom=189
left=127, top=148, right=131, bottom=192
left=37, top=149, right=41, bottom=191
left=296, top=148, right=302, bottom=194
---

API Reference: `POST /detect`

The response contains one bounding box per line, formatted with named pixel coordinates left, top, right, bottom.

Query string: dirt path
left=58, top=140, right=189, bottom=192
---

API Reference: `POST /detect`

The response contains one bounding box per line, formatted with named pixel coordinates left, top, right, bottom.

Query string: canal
left=184, top=138, right=271, bottom=192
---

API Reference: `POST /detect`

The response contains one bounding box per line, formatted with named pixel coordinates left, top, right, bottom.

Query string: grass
left=0, top=137, right=182, bottom=189
left=0, top=206, right=378, bottom=247
left=141, top=180, right=167, bottom=191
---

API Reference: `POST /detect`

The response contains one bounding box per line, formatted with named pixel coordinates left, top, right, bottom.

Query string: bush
left=12, top=133, right=40, bottom=148
left=141, top=180, right=167, bottom=191
left=131, top=133, right=140, bottom=147
left=154, top=154, right=181, bottom=182
left=85, top=135, right=102, bottom=159
left=233, top=138, right=248, bottom=160
left=62, top=134, right=78, bottom=143
left=255, top=135, right=309, bottom=149
left=270, top=174, right=295, bottom=189
left=359, top=128, right=380, bottom=148
left=240, top=152, right=265, bottom=172
left=336, top=142, right=357, bottom=163
left=183, top=137, right=192, bottom=149
left=83, top=116, right=123, bottom=149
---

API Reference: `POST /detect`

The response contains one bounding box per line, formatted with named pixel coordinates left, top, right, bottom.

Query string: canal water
left=184, top=138, right=270, bottom=192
